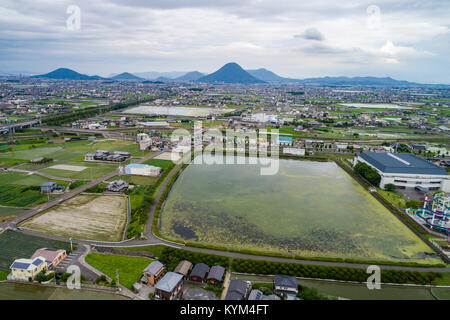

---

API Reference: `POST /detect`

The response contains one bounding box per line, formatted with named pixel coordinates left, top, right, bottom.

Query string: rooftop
left=360, top=152, right=448, bottom=175
left=155, top=272, right=183, bottom=292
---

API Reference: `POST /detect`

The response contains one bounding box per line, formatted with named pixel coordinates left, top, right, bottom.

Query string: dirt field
left=20, top=195, right=128, bottom=242
left=48, top=164, right=88, bottom=172
left=154, top=152, right=180, bottom=161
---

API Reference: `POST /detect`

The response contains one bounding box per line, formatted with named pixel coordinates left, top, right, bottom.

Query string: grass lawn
left=433, top=287, right=450, bottom=300
left=85, top=253, right=153, bottom=289
left=118, top=245, right=167, bottom=259
left=142, top=159, right=175, bottom=171
left=0, top=271, right=7, bottom=281
left=378, top=189, right=408, bottom=208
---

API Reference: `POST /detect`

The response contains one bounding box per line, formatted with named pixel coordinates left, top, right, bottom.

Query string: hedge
left=159, top=247, right=229, bottom=272
left=231, top=258, right=442, bottom=285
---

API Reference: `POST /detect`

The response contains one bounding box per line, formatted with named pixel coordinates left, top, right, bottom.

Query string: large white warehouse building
left=355, top=152, right=450, bottom=193
left=125, top=164, right=161, bottom=177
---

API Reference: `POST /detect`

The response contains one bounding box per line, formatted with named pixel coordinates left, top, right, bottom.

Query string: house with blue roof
left=356, top=152, right=450, bottom=192
left=9, top=256, right=47, bottom=281
left=154, top=272, right=184, bottom=300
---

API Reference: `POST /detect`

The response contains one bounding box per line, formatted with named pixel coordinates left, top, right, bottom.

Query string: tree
left=354, top=162, right=381, bottom=186
left=384, top=183, right=396, bottom=192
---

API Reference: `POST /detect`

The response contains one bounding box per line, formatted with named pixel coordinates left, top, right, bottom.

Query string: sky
left=1, top=0, right=449, bottom=83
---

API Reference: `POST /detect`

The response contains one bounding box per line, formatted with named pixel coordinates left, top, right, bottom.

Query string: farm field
left=85, top=253, right=153, bottom=289
left=160, top=155, right=441, bottom=265
left=0, top=282, right=128, bottom=300
left=0, top=139, right=146, bottom=168
left=20, top=195, right=128, bottom=241
left=0, top=172, right=68, bottom=207
left=0, top=231, right=70, bottom=272
left=0, top=207, right=27, bottom=222
left=234, top=274, right=442, bottom=300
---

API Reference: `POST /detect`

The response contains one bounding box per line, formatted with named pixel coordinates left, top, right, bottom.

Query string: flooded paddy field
left=160, top=156, right=440, bottom=264
left=123, top=105, right=232, bottom=117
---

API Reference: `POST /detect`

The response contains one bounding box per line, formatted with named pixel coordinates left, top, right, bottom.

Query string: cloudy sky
left=1, top=0, right=449, bottom=83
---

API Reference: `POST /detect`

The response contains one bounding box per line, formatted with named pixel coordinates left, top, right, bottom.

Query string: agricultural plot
left=0, top=231, right=70, bottom=272
left=0, top=172, right=68, bottom=207
left=85, top=253, right=153, bottom=289
left=0, top=283, right=128, bottom=300
left=160, top=155, right=441, bottom=265
left=20, top=195, right=128, bottom=242
left=48, top=164, right=87, bottom=171
left=0, top=185, right=50, bottom=207
left=0, top=207, right=26, bottom=223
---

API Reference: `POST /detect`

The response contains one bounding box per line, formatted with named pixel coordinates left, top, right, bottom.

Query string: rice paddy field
left=235, top=274, right=448, bottom=300
left=160, top=155, right=441, bottom=265
left=0, top=172, right=68, bottom=207
left=0, top=231, right=70, bottom=272
left=0, top=282, right=129, bottom=300
left=0, top=207, right=27, bottom=223
left=20, top=194, right=128, bottom=242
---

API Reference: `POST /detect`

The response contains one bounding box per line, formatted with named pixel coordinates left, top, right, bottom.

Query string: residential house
left=9, top=256, right=47, bottom=281
left=273, top=274, right=298, bottom=296
left=206, top=265, right=225, bottom=284
left=143, top=261, right=165, bottom=286
left=225, top=280, right=250, bottom=300
left=40, top=182, right=57, bottom=193
left=173, top=260, right=193, bottom=279
left=190, top=263, right=209, bottom=282
left=30, top=248, right=67, bottom=268
left=154, top=272, right=184, bottom=300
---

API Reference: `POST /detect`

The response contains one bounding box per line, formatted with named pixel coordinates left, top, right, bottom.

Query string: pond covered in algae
left=160, top=156, right=440, bottom=264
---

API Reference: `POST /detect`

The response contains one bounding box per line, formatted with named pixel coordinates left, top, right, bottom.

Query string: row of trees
left=354, top=162, right=381, bottom=186
left=232, top=258, right=442, bottom=285
left=159, top=247, right=229, bottom=272
left=42, top=98, right=156, bottom=126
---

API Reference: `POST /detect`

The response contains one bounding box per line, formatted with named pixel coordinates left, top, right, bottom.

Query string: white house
left=9, top=256, right=47, bottom=281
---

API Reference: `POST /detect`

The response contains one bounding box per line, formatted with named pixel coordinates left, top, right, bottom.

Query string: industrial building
left=125, top=163, right=161, bottom=176
left=355, top=152, right=450, bottom=192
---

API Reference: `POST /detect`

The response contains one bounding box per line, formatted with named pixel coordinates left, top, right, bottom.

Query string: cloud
left=294, top=28, right=325, bottom=41
left=0, top=0, right=449, bottom=83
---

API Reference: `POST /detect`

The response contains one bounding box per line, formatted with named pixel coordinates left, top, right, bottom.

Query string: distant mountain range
left=175, top=71, right=204, bottom=81
left=111, top=72, right=144, bottom=80
left=197, top=62, right=265, bottom=84
left=26, top=64, right=449, bottom=86
left=31, top=68, right=104, bottom=80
